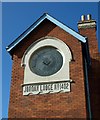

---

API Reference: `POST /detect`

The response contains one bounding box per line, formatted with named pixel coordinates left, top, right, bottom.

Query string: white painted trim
left=7, top=15, right=46, bottom=52
left=46, top=14, right=86, bottom=43
left=22, top=37, right=72, bottom=85
left=78, top=22, right=96, bottom=28
left=7, top=13, right=86, bottom=53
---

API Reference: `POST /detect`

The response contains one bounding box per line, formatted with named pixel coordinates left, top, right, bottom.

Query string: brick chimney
left=78, top=14, right=98, bottom=57
left=78, top=15, right=100, bottom=119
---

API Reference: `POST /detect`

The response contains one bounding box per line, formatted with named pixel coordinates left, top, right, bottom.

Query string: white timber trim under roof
left=6, top=13, right=87, bottom=53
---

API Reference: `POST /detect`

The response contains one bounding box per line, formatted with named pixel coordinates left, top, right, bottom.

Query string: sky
left=2, top=2, right=99, bottom=119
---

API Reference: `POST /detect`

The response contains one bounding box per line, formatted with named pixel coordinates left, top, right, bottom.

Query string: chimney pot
left=81, top=15, right=85, bottom=21
left=87, top=14, right=91, bottom=21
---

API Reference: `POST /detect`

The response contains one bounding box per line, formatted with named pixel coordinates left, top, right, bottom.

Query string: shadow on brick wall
left=88, top=54, right=100, bottom=119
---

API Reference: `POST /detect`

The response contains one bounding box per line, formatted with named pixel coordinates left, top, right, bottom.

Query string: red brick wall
left=79, top=27, right=100, bottom=119
left=79, top=27, right=98, bottom=56
left=8, top=20, right=87, bottom=118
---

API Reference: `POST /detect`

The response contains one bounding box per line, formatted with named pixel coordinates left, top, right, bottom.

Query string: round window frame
left=29, top=46, right=63, bottom=76
left=21, top=37, right=72, bottom=84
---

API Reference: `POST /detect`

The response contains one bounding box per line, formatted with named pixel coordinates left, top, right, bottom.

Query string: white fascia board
left=6, top=14, right=46, bottom=52
left=7, top=13, right=86, bottom=53
left=46, top=14, right=86, bottom=43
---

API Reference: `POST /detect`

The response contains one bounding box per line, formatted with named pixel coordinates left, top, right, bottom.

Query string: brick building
left=6, top=13, right=100, bottom=119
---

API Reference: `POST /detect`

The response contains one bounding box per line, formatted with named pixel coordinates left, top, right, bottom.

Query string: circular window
left=29, top=46, right=63, bottom=76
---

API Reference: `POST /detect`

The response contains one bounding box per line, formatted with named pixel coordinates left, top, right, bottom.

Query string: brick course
left=78, top=25, right=100, bottom=119
left=8, top=19, right=87, bottom=118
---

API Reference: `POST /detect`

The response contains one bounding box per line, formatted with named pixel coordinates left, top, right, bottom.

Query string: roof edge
left=6, top=13, right=86, bottom=54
